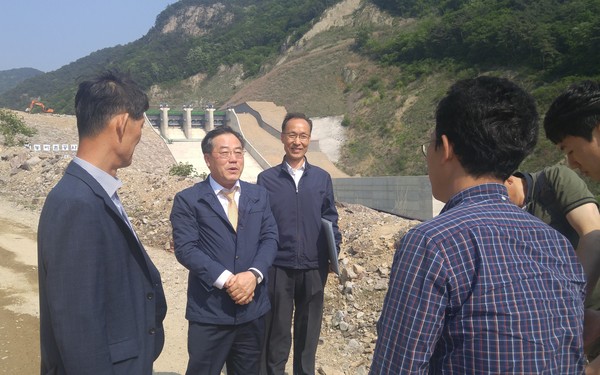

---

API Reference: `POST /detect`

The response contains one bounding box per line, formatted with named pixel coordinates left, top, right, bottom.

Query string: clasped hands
left=224, top=271, right=257, bottom=305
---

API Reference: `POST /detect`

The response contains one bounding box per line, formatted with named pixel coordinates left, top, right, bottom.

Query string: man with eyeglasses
left=257, top=113, right=342, bottom=375
left=170, top=126, right=279, bottom=375
left=370, top=77, right=586, bottom=374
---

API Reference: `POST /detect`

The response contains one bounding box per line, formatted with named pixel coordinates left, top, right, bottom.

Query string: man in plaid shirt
left=370, top=76, right=586, bottom=374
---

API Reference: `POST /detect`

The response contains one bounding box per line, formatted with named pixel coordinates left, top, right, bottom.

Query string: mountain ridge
left=1, top=0, right=599, bottom=186
left=0, top=68, right=44, bottom=95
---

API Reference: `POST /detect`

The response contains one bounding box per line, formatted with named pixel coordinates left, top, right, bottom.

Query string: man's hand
left=225, top=271, right=257, bottom=305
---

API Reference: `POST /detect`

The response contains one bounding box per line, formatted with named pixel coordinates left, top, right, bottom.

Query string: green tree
left=0, top=109, right=36, bottom=146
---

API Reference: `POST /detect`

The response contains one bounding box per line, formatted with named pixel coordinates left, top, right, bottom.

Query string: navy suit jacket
left=170, top=178, right=278, bottom=325
left=37, top=162, right=167, bottom=375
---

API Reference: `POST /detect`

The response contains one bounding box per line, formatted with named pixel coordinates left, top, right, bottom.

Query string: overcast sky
left=1, top=1, right=175, bottom=72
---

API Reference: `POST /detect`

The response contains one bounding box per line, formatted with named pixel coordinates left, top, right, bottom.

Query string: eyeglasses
left=283, top=132, right=310, bottom=141
left=421, top=141, right=434, bottom=157
left=213, top=149, right=245, bottom=160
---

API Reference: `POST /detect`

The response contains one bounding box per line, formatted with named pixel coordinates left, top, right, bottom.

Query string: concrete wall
left=226, top=109, right=272, bottom=171
left=332, top=176, right=443, bottom=221
left=233, top=103, right=321, bottom=150
left=232, top=103, right=279, bottom=138
left=146, top=112, right=226, bottom=130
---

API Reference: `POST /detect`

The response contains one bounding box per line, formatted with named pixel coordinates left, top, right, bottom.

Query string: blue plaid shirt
left=370, top=184, right=586, bottom=374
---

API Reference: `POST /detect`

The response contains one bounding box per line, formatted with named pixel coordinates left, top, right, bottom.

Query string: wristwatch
left=249, top=269, right=262, bottom=284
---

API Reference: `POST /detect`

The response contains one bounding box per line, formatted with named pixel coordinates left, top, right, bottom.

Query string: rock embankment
left=0, top=112, right=420, bottom=374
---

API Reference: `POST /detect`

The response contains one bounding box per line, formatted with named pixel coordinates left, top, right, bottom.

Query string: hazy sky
left=1, top=1, right=175, bottom=72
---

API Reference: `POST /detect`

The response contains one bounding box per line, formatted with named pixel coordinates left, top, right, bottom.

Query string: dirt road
left=0, top=199, right=188, bottom=375
left=0, top=201, right=39, bottom=375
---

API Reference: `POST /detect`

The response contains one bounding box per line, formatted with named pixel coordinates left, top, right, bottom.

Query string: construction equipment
left=26, top=100, right=54, bottom=114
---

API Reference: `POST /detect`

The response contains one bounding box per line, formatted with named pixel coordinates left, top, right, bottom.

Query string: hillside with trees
left=0, top=68, right=43, bottom=95
left=338, top=0, right=600, bottom=180
left=0, top=0, right=342, bottom=113
left=0, top=0, right=599, bottom=189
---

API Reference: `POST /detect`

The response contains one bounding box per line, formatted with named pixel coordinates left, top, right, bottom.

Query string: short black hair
left=281, top=112, right=313, bottom=133
left=544, top=80, right=600, bottom=144
left=201, top=126, right=245, bottom=154
left=435, top=76, right=538, bottom=180
left=75, top=70, right=148, bottom=139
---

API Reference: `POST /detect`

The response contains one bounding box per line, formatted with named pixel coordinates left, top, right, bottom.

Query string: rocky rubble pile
left=0, top=147, right=192, bottom=251
left=318, top=203, right=418, bottom=374
left=0, top=112, right=422, bottom=374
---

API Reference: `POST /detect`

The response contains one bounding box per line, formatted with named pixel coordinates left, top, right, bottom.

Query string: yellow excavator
left=26, top=100, right=54, bottom=114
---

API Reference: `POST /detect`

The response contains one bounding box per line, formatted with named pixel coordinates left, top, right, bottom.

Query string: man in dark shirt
left=544, top=80, right=600, bottom=373
left=504, top=165, right=600, bottom=248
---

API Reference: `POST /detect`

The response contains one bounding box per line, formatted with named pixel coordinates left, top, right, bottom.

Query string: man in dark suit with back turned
left=170, top=126, right=278, bottom=375
left=37, top=71, right=167, bottom=374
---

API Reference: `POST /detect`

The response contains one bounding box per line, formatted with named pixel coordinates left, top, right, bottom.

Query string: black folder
left=321, top=218, right=340, bottom=275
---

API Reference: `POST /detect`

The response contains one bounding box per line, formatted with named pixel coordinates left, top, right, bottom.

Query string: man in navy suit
left=170, top=126, right=278, bottom=375
left=258, top=113, right=341, bottom=375
left=37, top=71, right=167, bottom=375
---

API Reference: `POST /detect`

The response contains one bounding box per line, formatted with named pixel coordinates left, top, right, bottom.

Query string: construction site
left=146, top=101, right=440, bottom=221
